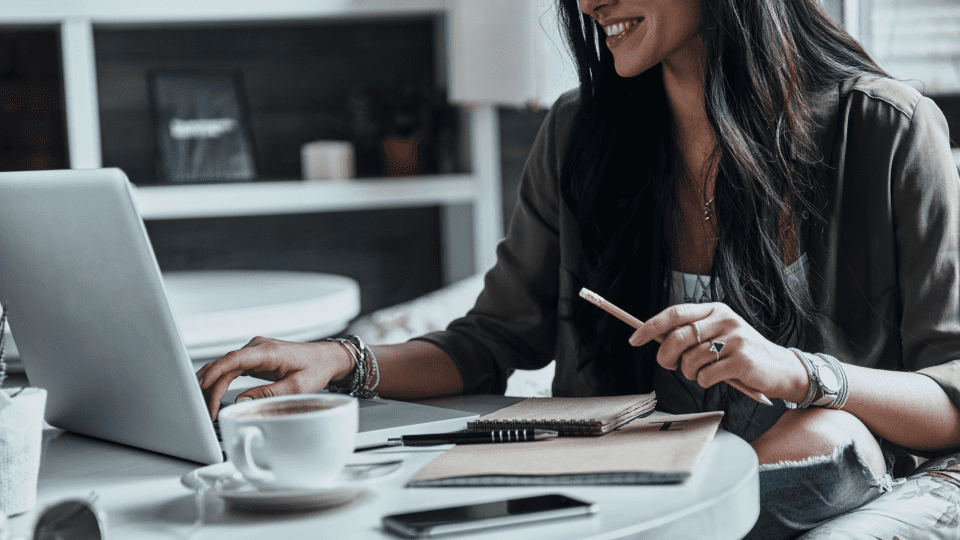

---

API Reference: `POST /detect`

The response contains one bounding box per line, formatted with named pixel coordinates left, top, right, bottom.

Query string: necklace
left=671, top=121, right=716, bottom=302
left=679, top=193, right=716, bottom=304
left=703, top=196, right=715, bottom=221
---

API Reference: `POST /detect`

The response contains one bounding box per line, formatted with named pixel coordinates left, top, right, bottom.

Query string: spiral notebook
left=467, top=393, right=657, bottom=436
left=409, top=411, right=723, bottom=487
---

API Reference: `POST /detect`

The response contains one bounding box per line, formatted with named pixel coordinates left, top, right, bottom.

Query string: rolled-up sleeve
left=414, top=91, right=579, bottom=394
left=891, top=97, right=960, bottom=403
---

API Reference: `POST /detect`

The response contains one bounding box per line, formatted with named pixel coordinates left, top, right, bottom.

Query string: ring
left=691, top=322, right=702, bottom=345
left=709, top=340, right=725, bottom=361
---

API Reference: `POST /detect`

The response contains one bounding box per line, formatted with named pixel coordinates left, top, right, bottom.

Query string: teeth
left=604, top=18, right=641, bottom=37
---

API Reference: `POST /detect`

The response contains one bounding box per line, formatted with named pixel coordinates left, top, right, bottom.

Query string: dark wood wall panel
left=498, top=106, right=548, bottom=232
left=145, top=207, right=443, bottom=315
left=0, top=27, right=68, bottom=172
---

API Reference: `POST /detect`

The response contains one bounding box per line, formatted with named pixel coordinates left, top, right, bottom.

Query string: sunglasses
left=32, top=495, right=105, bottom=540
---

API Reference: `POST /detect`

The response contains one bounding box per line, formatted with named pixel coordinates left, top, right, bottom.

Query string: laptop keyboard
left=211, top=401, right=229, bottom=442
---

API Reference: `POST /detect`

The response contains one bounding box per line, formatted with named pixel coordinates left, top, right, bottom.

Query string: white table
left=6, top=395, right=760, bottom=539
left=2, top=270, right=361, bottom=364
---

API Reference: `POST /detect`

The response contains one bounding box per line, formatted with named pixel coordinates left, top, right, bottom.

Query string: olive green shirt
left=417, top=75, right=960, bottom=449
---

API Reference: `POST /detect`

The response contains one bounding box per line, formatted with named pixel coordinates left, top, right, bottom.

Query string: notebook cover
left=409, top=411, right=723, bottom=487
left=467, top=393, right=657, bottom=435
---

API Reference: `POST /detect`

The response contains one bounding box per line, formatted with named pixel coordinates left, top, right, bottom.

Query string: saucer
left=181, top=459, right=404, bottom=512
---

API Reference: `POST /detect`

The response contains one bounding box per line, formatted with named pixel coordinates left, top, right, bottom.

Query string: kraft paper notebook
left=468, top=393, right=657, bottom=436
left=409, top=411, right=723, bottom=487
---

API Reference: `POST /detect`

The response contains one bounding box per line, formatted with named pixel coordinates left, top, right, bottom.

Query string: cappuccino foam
left=232, top=399, right=335, bottom=419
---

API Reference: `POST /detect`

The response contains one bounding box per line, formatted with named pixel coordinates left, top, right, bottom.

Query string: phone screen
left=382, top=494, right=598, bottom=538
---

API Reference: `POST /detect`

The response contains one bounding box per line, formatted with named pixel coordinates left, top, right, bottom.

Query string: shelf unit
left=0, top=0, right=580, bottom=279
left=132, top=175, right=478, bottom=220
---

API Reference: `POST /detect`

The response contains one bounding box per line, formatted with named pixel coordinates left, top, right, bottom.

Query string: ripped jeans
left=746, top=443, right=960, bottom=539
left=746, top=442, right=896, bottom=539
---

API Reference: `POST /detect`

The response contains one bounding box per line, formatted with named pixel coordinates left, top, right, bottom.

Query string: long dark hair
left=556, top=0, right=888, bottom=400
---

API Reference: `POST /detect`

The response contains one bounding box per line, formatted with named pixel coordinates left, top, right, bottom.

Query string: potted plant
left=347, top=79, right=457, bottom=178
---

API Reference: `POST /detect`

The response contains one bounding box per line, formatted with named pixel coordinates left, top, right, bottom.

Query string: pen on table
left=578, top=287, right=773, bottom=407
left=387, top=429, right=559, bottom=446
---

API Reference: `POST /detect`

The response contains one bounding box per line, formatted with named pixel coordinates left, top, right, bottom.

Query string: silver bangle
left=787, top=348, right=817, bottom=409
left=816, top=353, right=849, bottom=410
left=340, top=340, right=365, bottom=393
left=323, top=335, right=379, bottom=399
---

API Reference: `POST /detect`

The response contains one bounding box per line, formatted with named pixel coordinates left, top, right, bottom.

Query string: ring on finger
left=691, top=322, right=702, bottom=345
left=709, top=340, right=725, bottom=362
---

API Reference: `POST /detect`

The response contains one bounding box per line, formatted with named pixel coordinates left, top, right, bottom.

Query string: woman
left=198, top=0, right=960, bottom=537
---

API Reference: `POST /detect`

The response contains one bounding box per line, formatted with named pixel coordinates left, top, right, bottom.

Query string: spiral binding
left=468, top=418, right=603, bottom=436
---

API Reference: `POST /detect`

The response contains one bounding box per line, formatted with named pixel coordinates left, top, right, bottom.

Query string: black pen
left=387, top=429, right=559, bottom=446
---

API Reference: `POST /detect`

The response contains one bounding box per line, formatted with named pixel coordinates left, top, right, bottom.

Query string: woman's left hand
left=627, top=302, right=809, bottom=402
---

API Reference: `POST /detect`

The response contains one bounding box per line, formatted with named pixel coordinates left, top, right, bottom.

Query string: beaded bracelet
left=323, top=335, right=379, bottom=399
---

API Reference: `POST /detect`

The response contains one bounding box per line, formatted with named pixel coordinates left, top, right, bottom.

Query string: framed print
left=150, top=71, right=257, bottom=183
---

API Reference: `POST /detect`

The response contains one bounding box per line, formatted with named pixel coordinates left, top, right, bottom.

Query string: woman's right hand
left=195, top=336, right=354, bottom=421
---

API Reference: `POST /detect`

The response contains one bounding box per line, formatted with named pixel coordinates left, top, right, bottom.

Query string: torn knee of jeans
left=759, top=444, right=849, bottom=472
left=757, top=442, right=895, bottom=529
left=759, top=441, right=901, bottom=493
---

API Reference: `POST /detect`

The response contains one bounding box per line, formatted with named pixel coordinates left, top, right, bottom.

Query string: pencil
left=579, top=287, right=773, bottom=406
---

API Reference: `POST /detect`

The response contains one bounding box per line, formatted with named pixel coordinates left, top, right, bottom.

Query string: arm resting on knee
left=840, top=364, right=960, bottom=453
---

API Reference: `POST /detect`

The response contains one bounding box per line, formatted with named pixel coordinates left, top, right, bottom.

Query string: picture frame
left=149, top=70, right=258, bottom=184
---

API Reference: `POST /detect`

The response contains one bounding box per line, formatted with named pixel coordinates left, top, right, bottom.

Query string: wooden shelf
left=132, top=174, right=478, bottom=220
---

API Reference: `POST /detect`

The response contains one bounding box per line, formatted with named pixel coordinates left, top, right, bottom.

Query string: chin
left=613, top=59, right=655, bottom=78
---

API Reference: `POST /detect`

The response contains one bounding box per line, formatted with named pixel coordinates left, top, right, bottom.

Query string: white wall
left=448, top=0, right=578, bottom=107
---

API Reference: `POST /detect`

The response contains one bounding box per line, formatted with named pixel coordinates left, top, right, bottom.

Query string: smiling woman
left=554, top=0, right=960, bottom=538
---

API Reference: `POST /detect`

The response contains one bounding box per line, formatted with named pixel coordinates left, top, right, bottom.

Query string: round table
left=2, top=270, right=361, bottom=364
left=5, top=395, right=759, bottom=540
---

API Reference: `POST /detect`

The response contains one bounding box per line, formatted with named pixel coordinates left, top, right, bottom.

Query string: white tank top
left=667, top=253, right=809, bottom=307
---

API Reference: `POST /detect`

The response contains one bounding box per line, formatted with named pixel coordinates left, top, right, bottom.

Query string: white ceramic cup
left=218, top=393, right=358, bottom=489
left=300, top=140, right=355, bottom=180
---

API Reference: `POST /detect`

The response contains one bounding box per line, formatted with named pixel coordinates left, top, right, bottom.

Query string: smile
left=603, top=18, right=643, bottom=38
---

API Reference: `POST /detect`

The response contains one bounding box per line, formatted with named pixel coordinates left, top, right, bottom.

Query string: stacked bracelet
left=815, top=353, right=849, bottom=410
left=323, top=335, right=379, bottom=399
left=787, top=348, right=818, bottom=409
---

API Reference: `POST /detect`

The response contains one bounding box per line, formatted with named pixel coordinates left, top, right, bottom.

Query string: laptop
left=0, top=168, right=477, bottom=464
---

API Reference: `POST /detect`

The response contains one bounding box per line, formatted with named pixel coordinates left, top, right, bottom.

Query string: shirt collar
left=805, top=81, right=842, bottom=166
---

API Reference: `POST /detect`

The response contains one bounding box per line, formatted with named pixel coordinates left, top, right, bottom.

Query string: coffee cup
left=218, top=393, right=358, bottom=489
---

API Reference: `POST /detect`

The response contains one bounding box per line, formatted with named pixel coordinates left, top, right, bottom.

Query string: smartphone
left=382, top=493, right=598, bottom=538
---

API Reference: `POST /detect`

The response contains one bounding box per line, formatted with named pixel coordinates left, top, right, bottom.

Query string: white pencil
left=579, top=287, right=773, bottom=406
